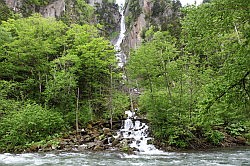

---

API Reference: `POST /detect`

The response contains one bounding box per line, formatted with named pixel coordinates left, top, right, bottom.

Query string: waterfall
left=114, top=0, right=162, bottom=154
left=120, top=110, right=163, bottom=154
left=115, top=0, right=126, bottom=67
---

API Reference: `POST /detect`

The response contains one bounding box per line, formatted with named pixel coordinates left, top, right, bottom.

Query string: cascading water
left=114, top=0, right=162, bottom=154
left=120, top=110, right=163, bottom=154
left=115, top=0, right=126, bottom=67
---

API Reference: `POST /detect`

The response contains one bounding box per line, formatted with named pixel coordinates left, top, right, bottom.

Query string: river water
left=2, top=0, right=249, bottom=165
left=0, top=147, right=249, bottom=166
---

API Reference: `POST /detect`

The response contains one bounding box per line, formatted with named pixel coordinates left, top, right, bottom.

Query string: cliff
left=4, top=0, right=106, bottom=17
left=3, top=0, right=181, bottom=49
left=4, top=0, right=65, bottom=17
left=122, top=0, right=182, bottom=53
left=3, top=0, right=120, bottom=37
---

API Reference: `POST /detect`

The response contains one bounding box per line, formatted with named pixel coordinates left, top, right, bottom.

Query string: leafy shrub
left=225, top=123, right=246, bottom=136
left=64, top=104, right=92, bottom=129
left=205, top=130, right=224, bottom=145
left=166, top=126, right=194, bottom=148
left=0, top=104, right=65, bottom=151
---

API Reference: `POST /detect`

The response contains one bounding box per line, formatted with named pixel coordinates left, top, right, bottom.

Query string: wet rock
left=102, top=138, right=109, bottom=145
left=127, top=138, right=134, bottom=144
left=83, top=135, right=92, bottom=142
left=103, top=128, right=112, bottom=136
left=113, top=123, right=122, bottom=130
left=147, top=139, right=153, bottom=144
left=94, top=145, right=104, bottom=151
left=109, top=136, right=115, bottom=144
left=136, top=140, right=141, bottom=145
left=111, top=138, right=120, bottom=147
left=78, top=144, right=88, bottom=151
left=236, top=136, right=246, bottom=144
left=63, top=146, right=73, bottom=151
left=86, top=142, right=96, bottom=149
left=92, top=129, right=100, bottom=138
left=87, top=123, right=93, bottom=129
left=92, top=140, right=105, bottom=151
left=43, top=146, right=52, bottom=152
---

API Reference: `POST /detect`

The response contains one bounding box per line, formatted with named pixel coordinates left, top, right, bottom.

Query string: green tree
left=66, top=24, right=117, bottom=118
left=61, top=0, right=94, bottom=25
left=0, top=14, right=67, bottom=101
left=0, top=0, right=13, bottom=23
left=0, top=104, right=65, bottom=151
left=181, top=0, right=250, bottom=126
left=127, top=0, right=249, bottom=148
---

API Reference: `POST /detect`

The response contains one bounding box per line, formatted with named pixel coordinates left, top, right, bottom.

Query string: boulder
left=111, top=138, right=120, bottom=147
left=93, top=145, right=104, bottom=151
left=78, top=144, right=88, bottom=151
left=236, top=136, right=246, bottom=144
left=103, top=128, right=111, bottom=135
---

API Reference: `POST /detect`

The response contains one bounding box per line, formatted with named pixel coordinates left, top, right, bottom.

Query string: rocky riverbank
left=25, top=121, right=136, bottom=154
left=23, top=120, right=249, bottom=154
left=154, top=128, right=249, bottom=152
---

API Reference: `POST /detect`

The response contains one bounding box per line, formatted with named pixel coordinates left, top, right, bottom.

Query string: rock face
left=4, top=0, right=112, bottom=18
left=122, top=13, right=146, bottom=52
left=122, top=0, right=182, bottom=53
left=124, top=0, right=151, bottom=49
left=3, top=0, right=120, bottom=38
left=5, top=0, right=22, bottom=12
left=94, top=1, right=120, bottom=37
left=4, top=0, right=181, bottom=53
left=4, top=0, right=65, bottom=17
left=87, top=0, right=103, bottom=6
left=40, top=0, right=65, bottom=18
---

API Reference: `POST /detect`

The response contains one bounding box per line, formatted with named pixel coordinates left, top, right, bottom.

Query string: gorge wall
left=4, top=0, right=106, bottom=17
left=3, top=0, right=181, bottom=51
left=3, top=0, right=120, bottom=37
left=122, top=0, right=182, bottom=53
left=4, top=0, right=66, bottom=17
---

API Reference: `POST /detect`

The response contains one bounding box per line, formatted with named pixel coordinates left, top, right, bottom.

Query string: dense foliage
left=0, top=0, right=249, bottom=152
left=0, top=0, right=14, bottom=23
left=125, top=0, right=142, bottom=29
left=127, top=0, right=249, bottom=148
left=0, top=14, right=128, bottom=151
left=0, top=104, right=64, bottom=151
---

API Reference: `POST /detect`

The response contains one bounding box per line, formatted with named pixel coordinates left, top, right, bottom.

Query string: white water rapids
left=1, top=148, right=250, bottom=166
left=119, top=110, right=163, bottom=154
left=0, top=1, right=250, bottom=165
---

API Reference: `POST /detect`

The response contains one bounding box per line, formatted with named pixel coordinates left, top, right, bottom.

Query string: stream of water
left=1, top=1, right=249, bottom=165
left=114, top=0, right=126, bottom=67
left=1, top=147, right=249, bottom=166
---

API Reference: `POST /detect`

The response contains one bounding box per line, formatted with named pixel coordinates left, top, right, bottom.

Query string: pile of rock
left=57, top=121, right=136, bottom=153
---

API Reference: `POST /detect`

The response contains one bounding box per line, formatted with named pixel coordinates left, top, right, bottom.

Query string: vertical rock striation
left=122, top=0, right=182, bottom=53
left=3, top=0, right=120, bottom=38
left=40, top=0, right=65, bottom=18
left=5, top=0, right=22, bottom=12
left=87, top=0, right=103, bottom=6
left=4, top=0, right=65, bottom=17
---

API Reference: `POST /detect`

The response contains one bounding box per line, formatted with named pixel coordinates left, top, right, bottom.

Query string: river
left=2, top=0, right=249, bottom=165
left=0, top=147, right=249, bottom=166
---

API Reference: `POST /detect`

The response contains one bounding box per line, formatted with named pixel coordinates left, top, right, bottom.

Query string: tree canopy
left=127, top=0, right=250, bottom=148
left=0, top=14, right=128, bottom=151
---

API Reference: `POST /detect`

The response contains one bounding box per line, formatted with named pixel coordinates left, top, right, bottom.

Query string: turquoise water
left=0, top=147, right=249, bottom=166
